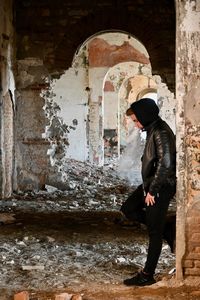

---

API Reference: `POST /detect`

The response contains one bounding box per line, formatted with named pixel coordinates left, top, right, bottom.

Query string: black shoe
left=123, top=271, right=156, bottom=286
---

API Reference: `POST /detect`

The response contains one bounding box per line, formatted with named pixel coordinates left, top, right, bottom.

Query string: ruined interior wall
left=15, top=59, right=49, bottom=191
left=176, top=0, right=200, bottom=279
left=16, top=0, right=175, bottom=91
left=0, top=0, right=15, bottom=198
left=41, top=68, right=89, bottom=188
left=15, top=0, right=176, bottom=191
left=86, top=32, right=150, bottom=165
left=104, top=64, right=152, bottom=161
left=45, top=31, right=151, bottom=171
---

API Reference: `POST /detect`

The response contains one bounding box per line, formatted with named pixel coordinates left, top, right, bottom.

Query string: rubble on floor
left=0, top=159, right=177, bottom=299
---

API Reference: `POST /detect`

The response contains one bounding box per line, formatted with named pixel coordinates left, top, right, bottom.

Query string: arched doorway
left=47, top=30, right=151, bottom=166
left=43, top=30, right=175, bottom=186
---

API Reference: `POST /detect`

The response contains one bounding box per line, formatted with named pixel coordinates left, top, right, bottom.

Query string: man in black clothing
left=121, top=98, right=176, bottom=286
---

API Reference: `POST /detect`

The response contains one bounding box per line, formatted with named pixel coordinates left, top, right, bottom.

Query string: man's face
left=130, top=113, right=143, bottom=129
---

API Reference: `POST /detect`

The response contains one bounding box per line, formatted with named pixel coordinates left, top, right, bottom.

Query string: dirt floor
left=0, top=159, right=199, bottom=299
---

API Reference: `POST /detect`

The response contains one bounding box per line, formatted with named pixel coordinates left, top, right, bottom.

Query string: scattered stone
left=168, top=267, right=176, bottom=275
left=22, top=265, right=44, bottom=271
left=47, top=236, right=55, bottom=242
left=0, top=158, right=176, bottom=294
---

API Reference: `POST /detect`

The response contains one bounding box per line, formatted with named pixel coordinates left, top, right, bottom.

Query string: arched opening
left=117, top=75, right=158, bottom=184
left=54, top=30, right=151, bottom=165
left=102, top=64, right=152, bottom=165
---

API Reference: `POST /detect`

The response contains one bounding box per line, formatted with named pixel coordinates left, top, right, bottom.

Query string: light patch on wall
left=181, top=1, right=200, bottom=31
left=117, top=127, right=144, bottom=186
left=184, top=81, right=200, bottom=126
left=41, top=67, right=89, bottom=183
left=153, top=75, right=176, bottom=133
left=41, top=82, right=76, bottom=183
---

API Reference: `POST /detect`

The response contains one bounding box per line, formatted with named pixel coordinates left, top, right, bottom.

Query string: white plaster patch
left=89, top=67, right=108, bottom=102
left=104, top=92, right=118, bottom=129
left=181, top=1, right=200, bottom=31
left=153, top=75, right=176, bottom=134
left=46, top=68, right=89, bottom=162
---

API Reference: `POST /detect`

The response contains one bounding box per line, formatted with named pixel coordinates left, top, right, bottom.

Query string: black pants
left=121, top=184, right=176, bottom=275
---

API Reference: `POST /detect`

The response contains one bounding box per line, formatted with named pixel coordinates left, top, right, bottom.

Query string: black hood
left=126, top=98, right=159, bottom=127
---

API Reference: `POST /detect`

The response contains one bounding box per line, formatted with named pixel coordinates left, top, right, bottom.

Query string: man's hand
left=145, top=192, right=155, bottom=206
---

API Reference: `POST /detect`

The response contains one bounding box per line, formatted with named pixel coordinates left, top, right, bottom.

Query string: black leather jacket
left=142, top=117, right=176, bottom=196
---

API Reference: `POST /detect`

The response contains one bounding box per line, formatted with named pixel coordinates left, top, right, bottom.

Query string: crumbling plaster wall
left=44, top=31, right=151, bottom=174
left=78, top=31, right=150, bottom=166
left=41, top=67, right=89, bottom=186
left=176, top=0, right=200, bottom=279
left=15, top=59, right=49, bottom=191
left=0, top=0, right=15, bottom=198
left=43, top=30, right=177, bottom=187
left=103, top=63, right=152, bottom=160
left=14, top=1, right=176, bottom=192
left=14, top=29, right=177, bottom=191
left=103, top=65, right=152, bottom=184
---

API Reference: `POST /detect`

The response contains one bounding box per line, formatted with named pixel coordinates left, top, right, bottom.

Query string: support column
left=0, top=0, right=15, bottom=198
left=176, top=0, right=200, bottom=280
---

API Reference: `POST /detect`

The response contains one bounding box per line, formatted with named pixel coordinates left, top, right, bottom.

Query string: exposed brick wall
left=183, top=131, right=200, bottom=277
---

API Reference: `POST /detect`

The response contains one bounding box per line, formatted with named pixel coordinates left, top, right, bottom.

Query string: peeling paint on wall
left=88, top=38, right=150, bottom=67
left=41, top=29, right=176, bottom=186
left=2, top=92, right=14, bottom=197
left=153, top=75, right=176, bottom=133
left=103, top=62, right=152, bottom=173
left=72, top=31, right=151, bottom=165
left=41, top=67, right=89, bottom=183
left=0, top=0, right=15, bottom=197
left=181, top=1, right=200, bottom=31
left=184, top=80, right=200, bottom=126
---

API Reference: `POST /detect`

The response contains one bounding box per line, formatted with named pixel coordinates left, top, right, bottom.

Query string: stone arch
left=72, top=29, right=150, bottom=69
left=44, top=29, right=175, bottom=186
left=72, top=30, right=151, bottom=165
left=102, top=63, right=152, bottom=163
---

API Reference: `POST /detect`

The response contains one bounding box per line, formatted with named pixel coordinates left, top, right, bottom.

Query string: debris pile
left=0, top=159, right=134, bottom=214
left=0, top=159, right=176, bottom=296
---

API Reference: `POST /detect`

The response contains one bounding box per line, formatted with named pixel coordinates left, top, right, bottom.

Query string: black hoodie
left=126, top=98, right=159, bottom=127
